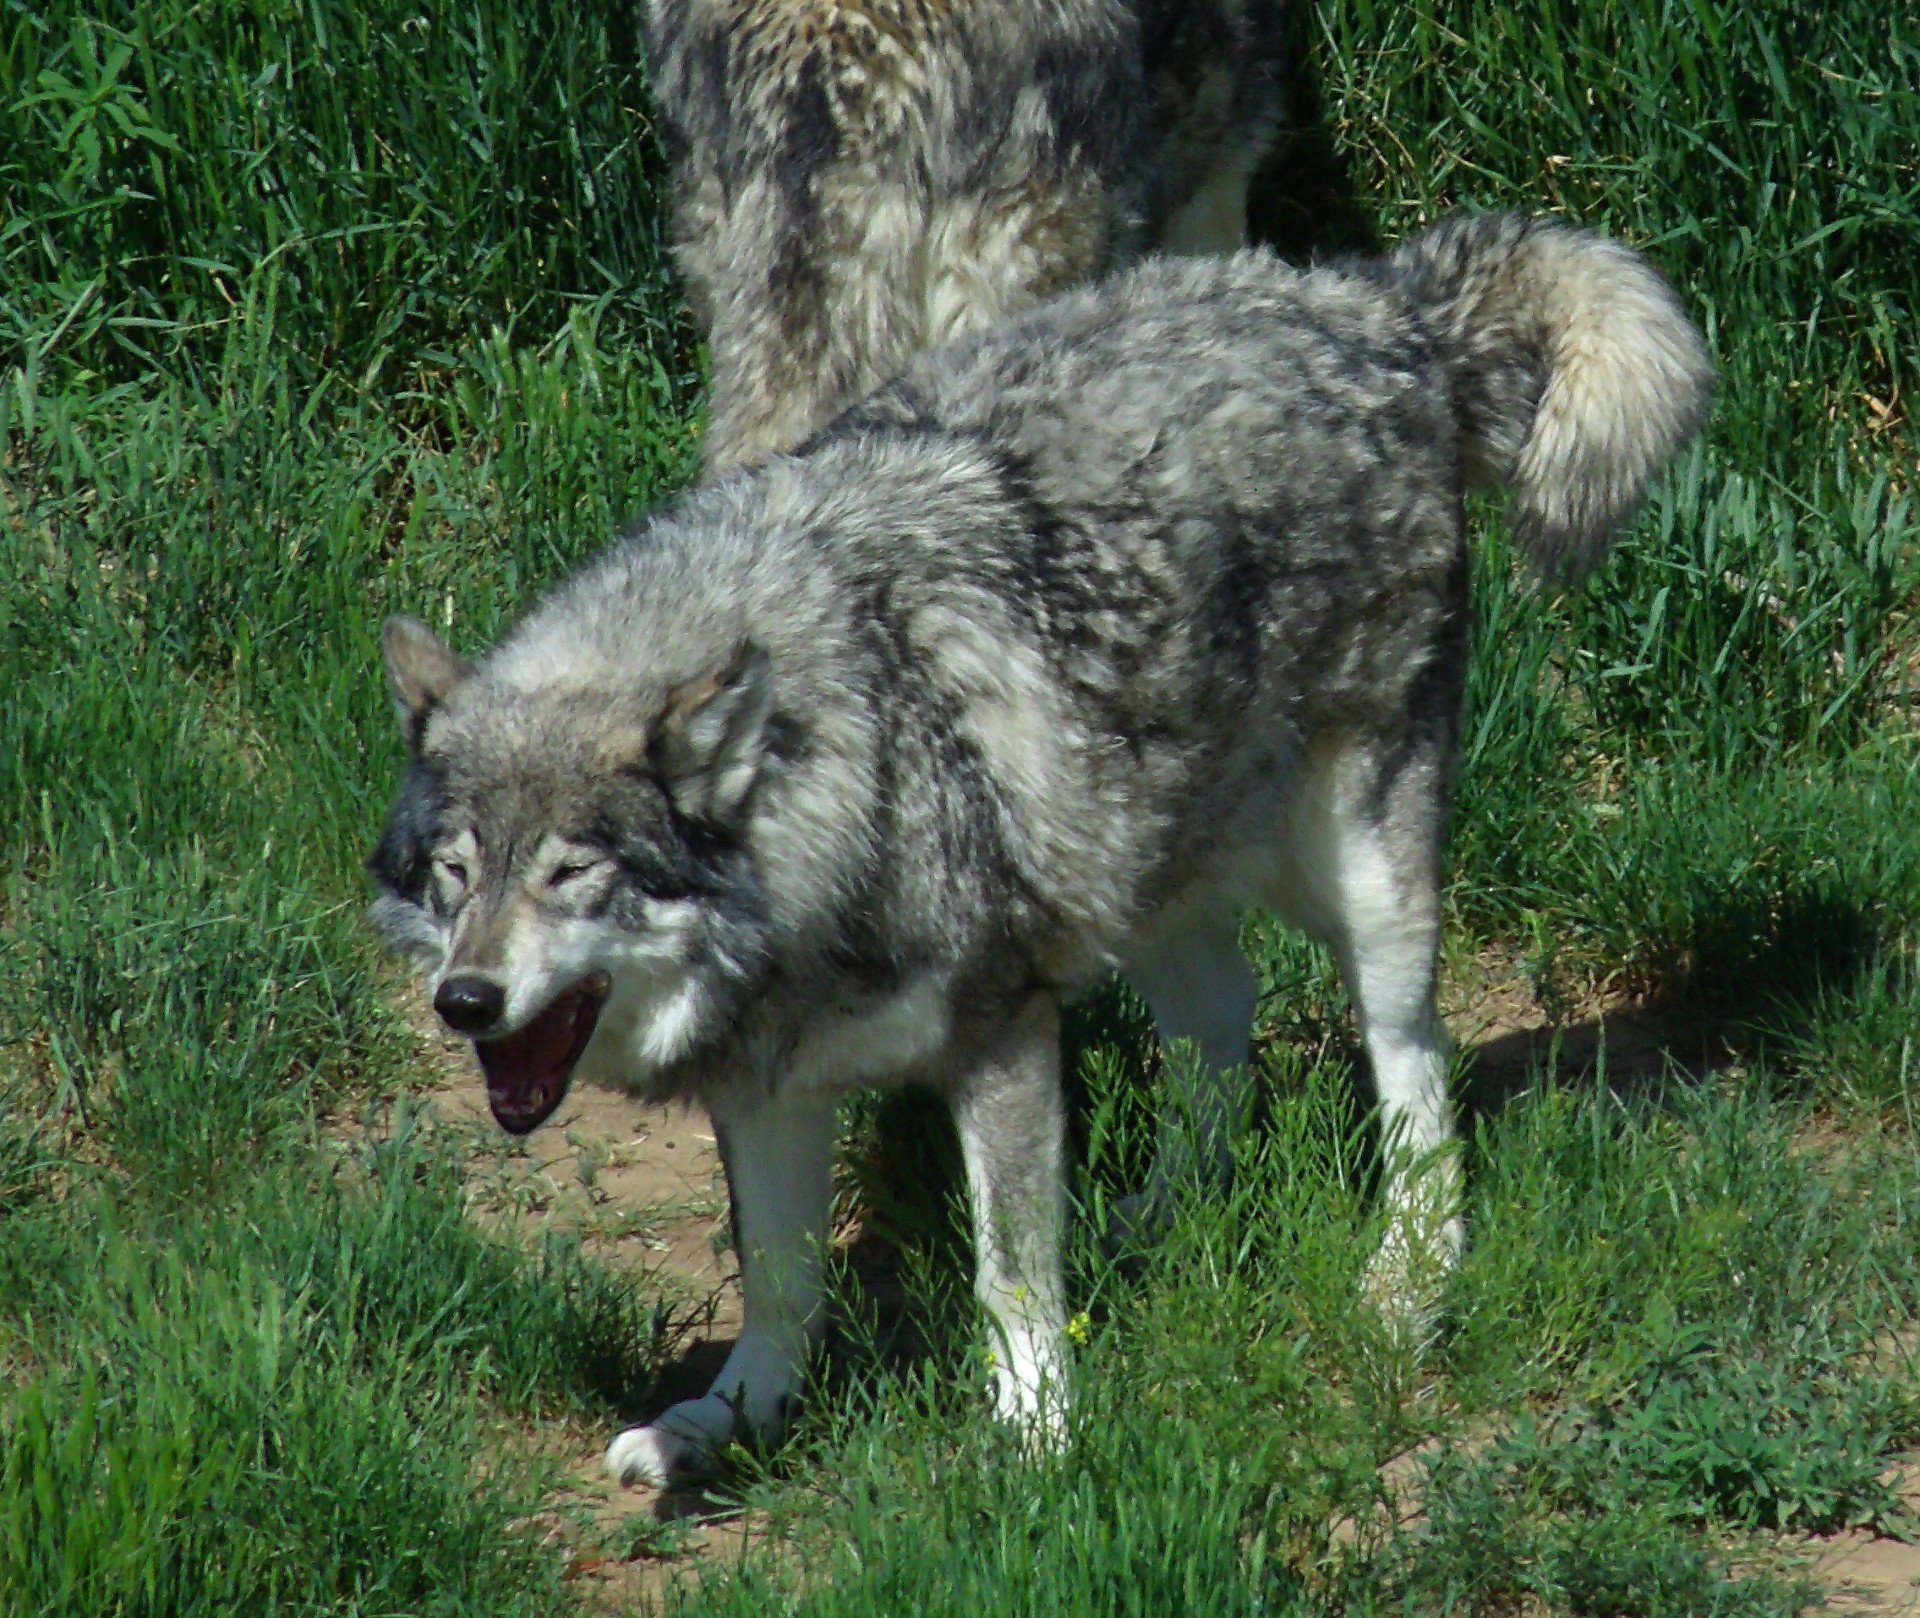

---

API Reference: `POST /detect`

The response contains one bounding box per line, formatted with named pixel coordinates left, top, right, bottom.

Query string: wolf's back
left=1386, top=213, right=1714, bottom=580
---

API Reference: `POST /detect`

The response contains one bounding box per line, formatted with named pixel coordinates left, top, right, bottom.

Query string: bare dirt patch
left=1442, top=948, right=1733, bottom=1114
left=1816, top=1534, right=1920, bottom=1615
left=1795, top=1461, right=1920, bottom=1615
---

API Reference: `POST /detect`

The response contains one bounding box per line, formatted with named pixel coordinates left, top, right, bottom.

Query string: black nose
left=434, top=975, right=505, bottom=1036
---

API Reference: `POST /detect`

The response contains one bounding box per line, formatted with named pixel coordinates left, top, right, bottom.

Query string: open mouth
left=474, top=974, right=609, bottom=1135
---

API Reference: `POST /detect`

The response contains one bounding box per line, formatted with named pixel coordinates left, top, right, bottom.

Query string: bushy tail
left=1388, top=212, right=1714, bottom=580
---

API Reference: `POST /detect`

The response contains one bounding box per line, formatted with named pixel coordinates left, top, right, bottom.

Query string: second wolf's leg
left=1156, top=162, right=1256, bottom=257
left=950, top=994, right=1071, bottom=1437
left=1117, top=911, right=1258, bottom=1232
left=606, top=1086, right=836, bottom=1487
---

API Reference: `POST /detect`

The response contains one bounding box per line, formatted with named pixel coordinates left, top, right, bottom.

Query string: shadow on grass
left=650, top=1475, right=746, bottom=1528
left=1460, top=1000, right=1729, bottom=1122
left=1461, top=882, right=1885, bottom=1121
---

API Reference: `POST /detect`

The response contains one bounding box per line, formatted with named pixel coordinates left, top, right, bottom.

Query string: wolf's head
left=368, top=615, right=775, bottom=1133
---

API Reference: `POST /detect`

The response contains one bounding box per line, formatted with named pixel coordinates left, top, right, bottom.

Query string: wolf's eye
left=549, top=858, right=602, bottom=888
left=433, top=857, right=469, bottom=891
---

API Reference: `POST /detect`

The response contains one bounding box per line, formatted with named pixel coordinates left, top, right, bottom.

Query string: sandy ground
left=1819, top=1530, right=1920, bottom=1616
left=1805, top=1461, right=1920, bottom=1615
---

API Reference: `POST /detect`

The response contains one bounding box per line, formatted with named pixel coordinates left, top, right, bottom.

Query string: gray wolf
left=642, top=0, right=1289, bottom=470
left=369, top=212, right=1713, bottom=1485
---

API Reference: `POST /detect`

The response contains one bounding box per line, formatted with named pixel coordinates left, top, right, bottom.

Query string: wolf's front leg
left=950, top=994, right=1071, bottom=1442
left=606, top=1086, right=836, bottom=1488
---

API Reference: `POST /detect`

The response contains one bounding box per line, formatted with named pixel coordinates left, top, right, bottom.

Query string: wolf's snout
left=435, top=975, right=505, bottom=1035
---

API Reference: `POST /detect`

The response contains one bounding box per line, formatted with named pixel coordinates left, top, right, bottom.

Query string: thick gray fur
left=370, top=212, right=1713, bottom=1483
left=642, top=0, right=1289, bottom=469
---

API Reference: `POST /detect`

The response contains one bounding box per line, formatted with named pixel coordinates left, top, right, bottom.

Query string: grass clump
left=0, top=0, right=686, bottom=391
left=1366, top=1442, right=1812, bottom=1618
left=0, top=1250, right=573, bottom=1617
left=0, top=1116, right=666, bottom=1615
left=1560, top=1356, right=1909, bottom=1535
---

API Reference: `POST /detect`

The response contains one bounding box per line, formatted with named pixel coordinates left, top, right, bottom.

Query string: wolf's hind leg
left=951, top=994, right=1071, bottom=1441
left=1317, top=776, right=1462, bottom=1340
left=1115, top=911, right=1258, bottom=1237
left=606, top=1087, right=836, bottom=1488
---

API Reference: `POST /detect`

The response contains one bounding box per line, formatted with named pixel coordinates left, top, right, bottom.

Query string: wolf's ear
left=382, top=616, right=472, bottom=748
left=652, top=642, right=773, bottom=826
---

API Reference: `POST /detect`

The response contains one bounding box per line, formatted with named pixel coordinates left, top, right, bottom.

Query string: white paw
left=1363, top=1214, right=1464, bottom=1350
left=605, top=1424, right=694, bottom=1489
left=987, top=1331, right=1070, bottom=1455
left=604, top=1394, right=737, bottom=1488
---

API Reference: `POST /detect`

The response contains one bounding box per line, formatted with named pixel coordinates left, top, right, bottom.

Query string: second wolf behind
left=642, top=0, right=1289, bottom=469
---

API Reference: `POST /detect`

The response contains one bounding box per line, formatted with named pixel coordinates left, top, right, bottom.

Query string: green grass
left=0, top=0, right=687, bottom=390
left=2, top=0, right=1918, bottom=1610
left=650, top=1079, right=1920, bottom=1617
